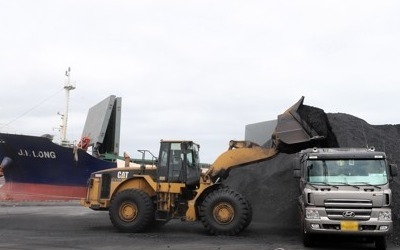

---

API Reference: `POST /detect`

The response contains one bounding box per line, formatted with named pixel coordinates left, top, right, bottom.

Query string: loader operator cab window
left=169, top=148, right=183, bottom=182
left=157, top=142, right=182, bottom=182
left=157, top=142, right=170, bottom=181
left=185, top=143, right=201, bottom=187
left=157, top=141, right=201, bottom=186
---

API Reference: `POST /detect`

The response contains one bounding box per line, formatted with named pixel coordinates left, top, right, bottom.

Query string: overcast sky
left=0, top=1, right=399, bottom=163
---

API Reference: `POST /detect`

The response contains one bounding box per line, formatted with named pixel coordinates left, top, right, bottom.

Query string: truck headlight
left=306, top=209, right=320, bottom=219
left=378, top=211, right=391, bottom=221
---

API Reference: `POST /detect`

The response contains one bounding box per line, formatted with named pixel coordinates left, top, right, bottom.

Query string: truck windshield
left=306, top=159, right=388, bottom=186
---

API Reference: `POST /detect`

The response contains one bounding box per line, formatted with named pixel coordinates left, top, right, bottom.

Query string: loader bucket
left=272, top=96, right=324, bottom=151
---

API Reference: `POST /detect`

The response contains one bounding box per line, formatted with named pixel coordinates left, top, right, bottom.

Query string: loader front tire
left=242, top=197, right=253, bottom=231
left=199, top=188, right=252, bottom=235
left=109, top=189, right=154, bottom=233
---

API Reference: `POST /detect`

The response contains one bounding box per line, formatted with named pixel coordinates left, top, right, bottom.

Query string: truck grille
left=324, top=199, right=372, bottom=221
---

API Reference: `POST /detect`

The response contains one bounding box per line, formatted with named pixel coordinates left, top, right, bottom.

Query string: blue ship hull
left=0, top=132, right=116, bottom=200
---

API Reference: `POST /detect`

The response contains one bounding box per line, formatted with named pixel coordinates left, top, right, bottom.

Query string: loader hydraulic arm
left=205, top=96, right=326, bottom=181
left=206, top=140, right=278, bottom=180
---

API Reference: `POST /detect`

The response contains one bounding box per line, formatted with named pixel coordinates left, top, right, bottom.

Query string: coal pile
left=225, top=105, right=400, bottom=246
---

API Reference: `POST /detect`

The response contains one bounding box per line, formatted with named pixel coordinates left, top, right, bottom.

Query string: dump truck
left=80, top=96, right=324, bottom=235
left=293, top=147, right=398, bottom=250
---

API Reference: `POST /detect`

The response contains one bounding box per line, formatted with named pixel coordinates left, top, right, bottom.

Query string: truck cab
left=293, top=147, right=398, bottom=250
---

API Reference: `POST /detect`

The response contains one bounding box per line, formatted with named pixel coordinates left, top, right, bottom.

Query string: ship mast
left=60, top=67, right=76, bottom=145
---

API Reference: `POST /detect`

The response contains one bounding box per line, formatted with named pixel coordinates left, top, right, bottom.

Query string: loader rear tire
left=199, top=188, right=252, bottom=235
left=109, top=189, right=154, bottom=233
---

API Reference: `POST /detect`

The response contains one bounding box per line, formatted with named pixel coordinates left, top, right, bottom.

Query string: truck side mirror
left=292, top=157, right=299, bottom=169
left=293, top=169, right=301, bottom=178
left=292, top=156, right=301, bottom=178
left=390, top=164, right=398, bottom=177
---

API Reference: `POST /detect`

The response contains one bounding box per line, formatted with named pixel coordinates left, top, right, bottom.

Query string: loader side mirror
left=292, top=156, right=301, bottom=178
left=292, top=157, right=299, bottom=168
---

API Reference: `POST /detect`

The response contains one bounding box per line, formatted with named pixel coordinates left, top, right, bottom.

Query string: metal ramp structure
left=80, top=95, right=122, bottom=158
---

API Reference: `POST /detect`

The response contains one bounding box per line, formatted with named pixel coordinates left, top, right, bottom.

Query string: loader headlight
left=378, top=211, right=391, bottom=221
left=306, top=209, right=320, bottom=219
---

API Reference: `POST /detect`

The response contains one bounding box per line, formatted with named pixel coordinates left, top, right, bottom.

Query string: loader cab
left=156, top=140, right=201, bottom=187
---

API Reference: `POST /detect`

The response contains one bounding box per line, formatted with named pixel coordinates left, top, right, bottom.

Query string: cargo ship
left=0, top=132, right=118, bottom=200
left=0, top=70, right=122, bottom=200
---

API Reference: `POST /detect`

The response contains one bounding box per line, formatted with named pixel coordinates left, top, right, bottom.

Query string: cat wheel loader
left=80, top=96, right=323, bottom=235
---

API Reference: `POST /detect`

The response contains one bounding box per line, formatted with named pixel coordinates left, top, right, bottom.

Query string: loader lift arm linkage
left=206, top=96, right=325, bottom=181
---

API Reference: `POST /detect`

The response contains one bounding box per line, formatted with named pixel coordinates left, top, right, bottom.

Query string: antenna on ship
left=60, top=67, right=76, bottom=146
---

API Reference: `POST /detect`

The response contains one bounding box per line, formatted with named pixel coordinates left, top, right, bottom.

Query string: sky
left=0, top=1, right=399, bottom=163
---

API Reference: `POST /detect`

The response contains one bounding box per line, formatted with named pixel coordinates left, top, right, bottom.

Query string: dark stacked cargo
left=225, top=104, right=400, bottom=246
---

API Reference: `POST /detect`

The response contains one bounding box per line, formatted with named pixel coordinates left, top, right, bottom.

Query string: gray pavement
left=0, top=202, right=396, bottom=250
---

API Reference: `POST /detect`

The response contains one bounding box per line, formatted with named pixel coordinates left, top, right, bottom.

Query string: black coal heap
left=224, top=105, right=400, bottom=245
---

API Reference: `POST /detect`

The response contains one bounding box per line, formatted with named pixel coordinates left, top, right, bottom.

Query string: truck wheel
left=375, top=236, right=387, bottom=250
left=199, top=188, right=252, bottom=235
left=109, top=189, right=154, bottom=233
left=301, top=217, right=314, bottom=247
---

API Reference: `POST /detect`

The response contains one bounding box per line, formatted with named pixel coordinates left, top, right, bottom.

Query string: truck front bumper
left=304, top=217, right=392, bottom=236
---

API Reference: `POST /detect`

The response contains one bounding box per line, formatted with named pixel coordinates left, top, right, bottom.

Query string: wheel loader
left=80, top=96, right=324, bottom=235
